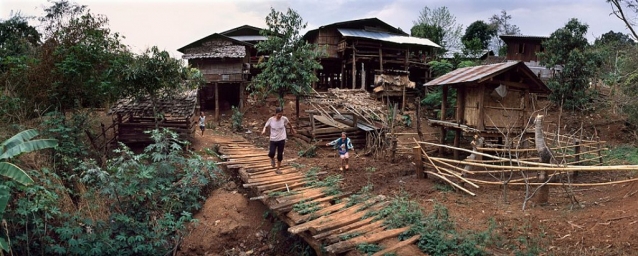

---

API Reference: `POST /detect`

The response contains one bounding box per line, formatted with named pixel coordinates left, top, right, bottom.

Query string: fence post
left=573, top=139, right=580, bottom=178
left=413, top=146, right=425, bottom=179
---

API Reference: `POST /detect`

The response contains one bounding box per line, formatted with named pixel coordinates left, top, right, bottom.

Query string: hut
left=424, top=61, right=551, bottom=158
left=303, top=18, right=440, bottom=110
left=108, top=90, right=199, bottom=144
left=177, top=25, right=267, bottom=120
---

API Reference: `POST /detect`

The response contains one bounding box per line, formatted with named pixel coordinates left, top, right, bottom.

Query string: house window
left=518, top=44, right=525, bottom=54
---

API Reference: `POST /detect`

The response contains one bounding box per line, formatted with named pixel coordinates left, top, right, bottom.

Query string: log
left=288, top=196, right=384, bottom=234
left=325, top=226, right=411, bottom=254
left=275, top=193, right=347, bottom=213
left=371, top=234, right=421, bottom=256
left=255, top=177, right=307, bottom=192
left=313, top=216, right=376, bottom=240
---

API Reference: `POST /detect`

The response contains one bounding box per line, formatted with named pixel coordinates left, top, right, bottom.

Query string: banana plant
left=0, top=129, right=57, bottom=251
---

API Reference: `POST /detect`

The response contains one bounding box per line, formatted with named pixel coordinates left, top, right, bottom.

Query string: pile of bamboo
left=412, top=134, right=638, bottom=196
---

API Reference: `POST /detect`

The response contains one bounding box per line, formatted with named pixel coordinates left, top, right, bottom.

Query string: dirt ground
left=178, top=96, right=638, bottom=256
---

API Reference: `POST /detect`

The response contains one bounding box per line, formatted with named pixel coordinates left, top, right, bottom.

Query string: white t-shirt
left=264, top=116, right=289, bottom=141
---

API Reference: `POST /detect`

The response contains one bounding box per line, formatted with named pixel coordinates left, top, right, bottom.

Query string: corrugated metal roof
left=499, top=34, right=549, bottom=40
left=230, top=35, right=267, bottom=42
left=424, top=61, right=551, bottom=94
left=337, top=28, right=441, bottom=48
left=425, top=61, right=519, bottom=85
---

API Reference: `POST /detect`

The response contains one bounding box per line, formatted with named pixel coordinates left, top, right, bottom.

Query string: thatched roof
left=178, top=33, right=250, bottom=59
left=108, top=90, right=198, bottom=120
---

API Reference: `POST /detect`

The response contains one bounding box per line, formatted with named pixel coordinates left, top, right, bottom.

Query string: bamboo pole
left=425, top=171, right=476, bottom=196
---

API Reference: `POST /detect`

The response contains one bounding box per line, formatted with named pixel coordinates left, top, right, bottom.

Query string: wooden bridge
left=214, top=137, right=420, bottom=256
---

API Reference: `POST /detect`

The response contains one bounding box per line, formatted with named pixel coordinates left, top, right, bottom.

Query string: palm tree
left=0, top=129, right=57, bottom=251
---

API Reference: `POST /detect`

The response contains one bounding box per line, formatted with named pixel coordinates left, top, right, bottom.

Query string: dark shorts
left=199, top=125, right=205, bottom=131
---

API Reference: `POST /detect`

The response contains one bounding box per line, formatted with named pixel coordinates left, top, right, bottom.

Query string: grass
left=605, top=145, right=638, bottom=165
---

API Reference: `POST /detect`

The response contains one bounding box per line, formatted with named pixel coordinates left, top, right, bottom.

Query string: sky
left=1, top=0, right=632, bottom=58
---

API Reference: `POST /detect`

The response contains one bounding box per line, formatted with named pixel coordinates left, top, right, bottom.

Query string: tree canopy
left=538, top=18, right=601, bottom=110
left=411, top=6, right=463, bottom=55
left=488, top=10, right=521, bottom=55
left=461, top=20, right=496, bottom=55
left=250, top=7, right=324, bottom=105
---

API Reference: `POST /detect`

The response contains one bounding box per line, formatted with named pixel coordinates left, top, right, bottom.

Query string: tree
left=537, top=18, right=601, bottom=110
left=250, top=7, right=323, bottom=106
left=0, top=12, right=40, bottom=59
left=0, top=129, right=57, bottom=251
left=39, top=0, right=128, bottom=111
left=488, top=10, right=521, bottom=56
left=118, top=46, right=203, bottom=127
left=607, top=0, right=638, bottom=41
left=461, top=20, right=496, bottom=55
left=411, top=6, right=464, bottom=55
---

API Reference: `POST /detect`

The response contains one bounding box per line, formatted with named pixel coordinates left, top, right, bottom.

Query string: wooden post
left=310, top=114, right=316, bottom=140
left=214, top=82, right=219, bottom=121
left=477, top=84, right=485, bottom=131
left=573, top=139, right=580, bottom=178
left=239, top=82, right=245, bottom=111
left=340, top=60, right=345, bottom=88
left=361, top=62, right=365, bottom=90
left=352, top=48, right=356, bottom=89
left=402, top=49, right=409, bottom=113
left=312, top=70, right=317, bottom=89
left=415, top=97, right=423, bottom=141
left=454, top=87, right=465, bottom=160
left=379, top=48, right=383, bottom=71
left=454, top=129, right=461, bottom=160
left=413, top=146, right=424, bottom=179
left=439, top=85, right=448, bottom=155
left=391, top=137, right=398, bottom=163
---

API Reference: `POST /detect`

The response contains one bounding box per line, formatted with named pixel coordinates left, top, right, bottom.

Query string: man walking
left=262, top=107, right=295, bottom=174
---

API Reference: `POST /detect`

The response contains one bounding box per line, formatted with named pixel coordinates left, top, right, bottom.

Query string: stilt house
left=424, top=61, right=551, bottom=157
left=177, top=25, right=267, bottom=120
left=303, top=18, right=440, bottom=110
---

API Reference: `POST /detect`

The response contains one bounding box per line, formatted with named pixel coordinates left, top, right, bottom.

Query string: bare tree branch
left=608, top=0, right=638, bottom=41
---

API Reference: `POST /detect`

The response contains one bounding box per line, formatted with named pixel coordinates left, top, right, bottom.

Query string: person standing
left=199, top=111, right=206, bottom=136
left=262, top=107, right=295, bottom=174
left=326, top=132, right=355, bottom=171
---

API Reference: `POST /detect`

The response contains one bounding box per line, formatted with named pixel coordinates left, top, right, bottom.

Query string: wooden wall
left=504, top=39, right=543, bottom=62
left=464, top=84, right=527, bottom=129
left=190, top=59, right=243, bottom=82
left=315, top=28, right=341, bottom=58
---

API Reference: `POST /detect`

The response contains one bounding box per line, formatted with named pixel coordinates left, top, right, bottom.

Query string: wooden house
left=424, top=61, right=551, bottom=158
left=178, top=25, right=266, bottom=120
left=499, top=35, right=556, bottom=80
left=108, top=90, right=199, bottom=144
left=303, top=18, right=440, bottom=110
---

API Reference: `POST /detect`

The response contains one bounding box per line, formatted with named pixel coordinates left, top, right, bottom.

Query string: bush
left=5, top=129, right=224, bottom=255
left=231, top=106, right=243, bottom=132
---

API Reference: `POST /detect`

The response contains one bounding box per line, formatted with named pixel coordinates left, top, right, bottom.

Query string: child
left=199, top=111, right=206, bottom=136
left=326, top=132, right=355, bottom=171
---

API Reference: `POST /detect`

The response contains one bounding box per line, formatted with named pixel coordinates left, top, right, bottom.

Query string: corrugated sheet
left=499, top=34, right=549, bottom=40
left=337, top=28, right=440, bottom=48
left=230, top=35, right=267, bottom=42
left=425, top=61, right=519, bottom=86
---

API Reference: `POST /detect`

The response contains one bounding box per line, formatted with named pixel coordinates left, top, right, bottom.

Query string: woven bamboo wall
left=483, top=86, right=526, bottom=128
left=463, top=86, right=480, bottom=127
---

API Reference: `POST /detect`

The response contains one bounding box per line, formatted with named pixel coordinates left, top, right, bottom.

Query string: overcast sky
left=1, top=0, right=631, bottom=58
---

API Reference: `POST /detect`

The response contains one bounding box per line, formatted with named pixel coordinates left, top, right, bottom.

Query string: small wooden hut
left=108, top=90, right=199, bottom=144
left=424, top=61, right=551, bottom=158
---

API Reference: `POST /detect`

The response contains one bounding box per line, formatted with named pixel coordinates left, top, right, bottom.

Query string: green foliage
left=411, top=6, right=464, bottom=54
left=0, top=129, right=56, bottom=252
left=292, top=199, right=321, bottom=215
left=356, top=243, right=383, bottom=255
left=422, top=86, right=456, bottom=119
left=40, top=111, right=92, bottom=180
left=427, top=60, right=454, bottom=78
left=605, top=145, right=638, bottom=165
left=462, top=20, right=497, bottom=51
left=0, top=12, right=40, bottom=60
left=231, top=106, right=243, bottom=132
left=250, top=8, right=324, bottom=104
left=538, top=18, right=601, bottom=110
left=401, top=114, right=412, bottom=127
left=457, top=60, right=478, bottom=68
left=307, top=174, right=342, bottom=196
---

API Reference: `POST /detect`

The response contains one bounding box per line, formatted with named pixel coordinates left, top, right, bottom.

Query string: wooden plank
left=313, top=216, right=377, bottom=240
left=287, top=201, right=349, bottom=224
left=262, top=181, right=309, bottom=195
left=247, top=173, right=305, bottom=184
left=325, top=226, right=411, bottom=254
left=288, top=196, right=383, bottom=234
left=309, top=201, right=388, bottom=234
left=244, top=176, right=306, bottom=188
left=275, top=193, right=349, bottom=213
left=270, top=192, right=327, bottom=211
left=371, top=234, right=421, bottom=256
left=256, top=177, right=307, bottom=192
left=324, top=221, right=385, bottom=244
